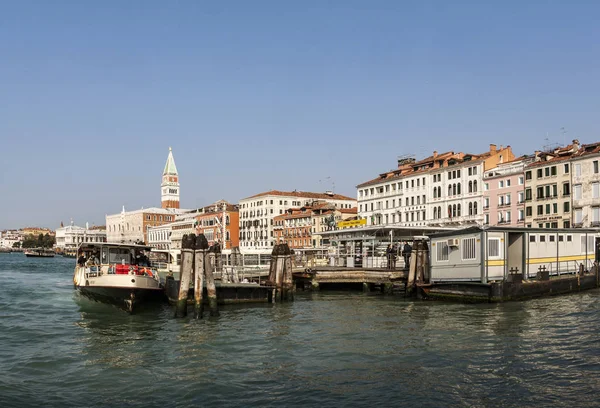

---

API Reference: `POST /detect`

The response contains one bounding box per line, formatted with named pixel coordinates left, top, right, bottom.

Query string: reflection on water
left=2, top=256, right=600, bottom=407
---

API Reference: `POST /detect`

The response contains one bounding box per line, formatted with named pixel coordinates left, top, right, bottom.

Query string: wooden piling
left=230, top=247, right=241, bottom=283
left=206, top=245, right=219, bottom=317
left=175, top=234, right=195, bottom=318
left=283, top=249, right=294, bottom=301
left=268, top=244, right=293, bottom=302
left=193, top=235, right=208, bottom=319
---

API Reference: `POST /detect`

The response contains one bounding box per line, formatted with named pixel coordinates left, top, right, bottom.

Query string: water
left=1, top=255, right=600, bottom=408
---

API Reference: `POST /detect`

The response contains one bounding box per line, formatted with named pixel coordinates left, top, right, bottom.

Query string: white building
left=357, top=144, right=515, bottom=228
left=105, top=206, right=184, bottom=244
left=55, top=222, right=107, bottom=250
left=571, top=141, right=600, bottom=227
left=147, top=212, right=197, bottom=250
left=0, top=230, right=22, bottom=248
left=238, top=190, right=356, bottom=253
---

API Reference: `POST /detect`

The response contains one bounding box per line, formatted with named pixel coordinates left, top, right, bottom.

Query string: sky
left=1, top=1, right=599, bottom=229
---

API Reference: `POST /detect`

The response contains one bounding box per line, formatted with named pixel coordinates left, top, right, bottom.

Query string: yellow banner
left=337, top=219, right=367, bottom=228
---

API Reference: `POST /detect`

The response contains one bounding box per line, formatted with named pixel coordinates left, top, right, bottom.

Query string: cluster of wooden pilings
left=267, top=244, right=294, bottom=302
left=175, top=234, right=220, bottom=319
left=406, top=238, right=430, bottom=296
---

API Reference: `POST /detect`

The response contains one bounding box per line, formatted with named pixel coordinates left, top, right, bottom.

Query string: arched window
left=226, top=216, right=230, bottom=225
left=457, top=204, right=461, bottom=216
left=473, top=181, right=478, bottom=193
left=468, top=181, right=472, bottom=193
left=433, top=207, right=438, bottom=219
left=457, top=183, right=461, bottom=195
left=448, top=185, right=452, bottom=196
left=438, top=206, right=442, bottom=219
left=433, top=188, right=437, bottom=199
left=452, top=204, right=457, bottom=217
left=474, top=202, right=478, bottom=215
left=469, top=202, right=473, bottom=215
left=448, top=205, right=452, bottom=218
left=226, top=231, right=230, bottom=241
left=453, top=184, right=457, bottom=195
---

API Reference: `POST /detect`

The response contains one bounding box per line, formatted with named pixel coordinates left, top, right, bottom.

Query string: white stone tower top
left=161, top=147, right=180, bottom=209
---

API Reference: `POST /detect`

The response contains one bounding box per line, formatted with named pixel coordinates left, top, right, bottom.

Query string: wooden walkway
left=293, top=267, right=407, bottom=285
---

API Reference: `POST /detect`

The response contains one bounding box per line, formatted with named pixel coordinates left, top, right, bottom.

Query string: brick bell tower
left=161, top=147, right=180, bottom=209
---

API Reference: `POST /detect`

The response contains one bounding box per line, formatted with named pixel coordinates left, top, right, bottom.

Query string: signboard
left=337, top=219, right=367, bottom=228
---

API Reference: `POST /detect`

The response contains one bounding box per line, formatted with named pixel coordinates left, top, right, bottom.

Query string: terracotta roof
left=525, top=155, right=573, bottom=168
left=339, top=208, right=358, bottom=214
left=242, top=190, right=355, bottom=201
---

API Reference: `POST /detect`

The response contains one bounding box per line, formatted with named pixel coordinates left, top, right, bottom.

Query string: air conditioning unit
left=447, top=238, right=460, bottom=247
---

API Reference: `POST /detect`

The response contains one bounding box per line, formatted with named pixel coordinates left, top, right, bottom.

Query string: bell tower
left=161, top=147, right=180, bottom=209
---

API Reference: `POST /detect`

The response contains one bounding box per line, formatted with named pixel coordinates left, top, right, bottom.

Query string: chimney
left=573, top=139, right=580, bottom=150
left=490, top=144, right=497, bottom=153
left=534, top=151, right=541, bottom=161
left=433, top=150, right=438, bottom=158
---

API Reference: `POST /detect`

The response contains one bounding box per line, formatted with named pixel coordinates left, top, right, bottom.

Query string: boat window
left=558, top=235, right=564, bottom=242
left=462, top=237, right=476, bottom=260
left=567, top=235, right=572, bottom=242
left=436, top=241, right=449, bottom=262
left=101, top=247, right=109, bottom=263
left=540, top=235, right=546, bottom=243
left=488, top=238, right=501, bottom=258
left=549, top=235, right=556, bottom=242
left=108, top=248, right=132, bottom=264
left=529, top=235, right=536, bottom=243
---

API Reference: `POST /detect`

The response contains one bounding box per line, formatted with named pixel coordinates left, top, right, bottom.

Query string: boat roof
left=77, top=242, right=153, bottom=251
left=428, top=226, right=600, bottom=239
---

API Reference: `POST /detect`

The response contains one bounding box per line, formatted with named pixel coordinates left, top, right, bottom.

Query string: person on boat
left=77, top=252, right=87, bottom=267
left=86, top=252, right=100, bottom=266
left=402, top=241, right=412, bottom=269
left=135, top=250, right=150, bottom=267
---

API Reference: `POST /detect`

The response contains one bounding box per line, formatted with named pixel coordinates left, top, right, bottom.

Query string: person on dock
left=402, top=241, right=412, bottom=269
left=386, top=244, right=394, bottom=270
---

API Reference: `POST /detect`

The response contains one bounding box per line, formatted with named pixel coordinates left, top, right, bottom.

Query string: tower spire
left=161, top=147, right=180, bottom=209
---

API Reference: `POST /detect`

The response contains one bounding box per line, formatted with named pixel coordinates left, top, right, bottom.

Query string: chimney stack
left=433, top=150, right=438, bottom=158
left=490, top=144, right=497, bottom=152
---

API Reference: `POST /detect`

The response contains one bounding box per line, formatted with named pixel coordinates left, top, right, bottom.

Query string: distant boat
left=24, top=248, right=55, bottom=258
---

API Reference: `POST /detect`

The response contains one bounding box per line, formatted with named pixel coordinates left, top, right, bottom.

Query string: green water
left=1, top=254, right=599, bottom=407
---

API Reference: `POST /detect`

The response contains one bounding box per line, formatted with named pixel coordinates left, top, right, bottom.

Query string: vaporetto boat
left=73, top=242, right=165, bottom=312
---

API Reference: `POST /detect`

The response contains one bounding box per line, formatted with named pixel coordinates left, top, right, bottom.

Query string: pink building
left=483, top=157, right=533, bottom=226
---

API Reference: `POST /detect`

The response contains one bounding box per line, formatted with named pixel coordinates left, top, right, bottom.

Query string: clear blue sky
left=1, top=1, right=599, bottom=229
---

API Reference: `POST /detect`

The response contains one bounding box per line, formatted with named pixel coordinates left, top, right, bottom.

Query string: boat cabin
left=77, top=242, right=153, bottom=275
left=428, top=226, right=600, bottom=283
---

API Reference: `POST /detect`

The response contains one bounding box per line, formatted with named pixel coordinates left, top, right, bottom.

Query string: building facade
left=524, top=141, right=580, bottom=228
left=55, top=223, right=107, bottom=250
left=238, top=190, right=356, bottom=252
left=194, top=200, right=240, bottom=249
left=0, top=230, right=22, bottom=248
left=482, top=157, right=533, bottom=226
left=357, top=144, right=514, bottom=228
left=106, top=207, right=181, bottom=244
left=570, top=142, right=600, bottom=227
left=161, top=147, right=180, bottom=210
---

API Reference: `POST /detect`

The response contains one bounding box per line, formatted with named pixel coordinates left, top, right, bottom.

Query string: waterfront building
left=55, top=222, right=107, bottom=250
left=312, top=206, right=358, bottom=248
left=482, top=156, right=534, bottom=226
left=570, top=141, right=600, bottom=227
left=357, top=144, right=514, bottom=228
left=161, top=147, right=180, bottom=210
left=0, top=230, right=22, bottom=248
left=238, top=190, right=356, bottom=253
left=524, top=140, right=580, bottom=228
left=194, top=200, right=239, bottom=250
left=106, top=207, right=181, bottom=244
left=21, top=227, right=55, bottom=237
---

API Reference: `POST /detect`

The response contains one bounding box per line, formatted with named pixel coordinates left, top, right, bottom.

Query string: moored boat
left=73, top=242, right=165, bottom=312
left=24, top=248, right=55, bottom=257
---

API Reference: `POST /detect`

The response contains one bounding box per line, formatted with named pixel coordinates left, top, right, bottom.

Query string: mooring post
left=282, top=246, right=294, bottom=301
left=205, top=245, right=219, bottom=316
left=193, top=234, right=208, bottom=319
left=175, top=234, right=195, bottom=318
left=231, top=246, right=241, bottom=283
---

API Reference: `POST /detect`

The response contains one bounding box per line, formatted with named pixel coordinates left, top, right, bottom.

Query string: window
left=525, top=188, right=532, bottom=201
left=540, top=235, right=546, bottom=243
left=553, top=203, right=558, bottom=214
left=575, top=163, right=582, bottom=177
left=551, top=166, right=557, bottom=176
left=518, top=209, right=524, bottom=221
left=581, top=235, right=595, bottom=253
left=564, top=201, right=570, bottom=213
left=529, top=235, right=536, bottom=243
left=499, top=180, right=504, bottom=188
left=537, top=205, right=543, bottom=215
left=563, top=183, right=570, bottom=196
left=518, top=192, right=524, bottom=203
left=506, top=179, right=511, bottom=187
left=593, top=207, right=600, bottom=223
left=526, top=206, right=532, bottom=216
left=462, top=237, right=476, bottom=260
left=545, top=167, right=550, bottom=177
left=593, top=182, right=600, bottom=199
left=595, top=161, right=599, bottom=174
left=559, top=235, right=564, bottom=242
left=436, top=241, right=449, bottom=262
left=564, top=163, right=569, bottom=174
left=574, top=209, right=583, bottom=224
left=537, top=186, right=544, bottom=199
left=537, top=169, right=543, bottom=178
left=518, top=176, right=524, bottom=185
left=488, top=238, right=501, bottom=258
left=573, top=184, right=582, bottom=200
left=567, top=235, right=572, bottom=242
left=525, top=171, right=532, bottom=180
left=484, top=183, right=489, bottom=191
left=549, top=235, right=555, bottom=242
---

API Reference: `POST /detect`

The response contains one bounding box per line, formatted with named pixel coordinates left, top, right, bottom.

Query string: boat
left=72, top=242, right=165, bottom=313
left=24, top=248, right=55, bottom=257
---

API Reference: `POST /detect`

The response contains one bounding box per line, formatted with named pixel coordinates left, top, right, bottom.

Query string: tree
left=12, top=242, right=21, bottom=249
